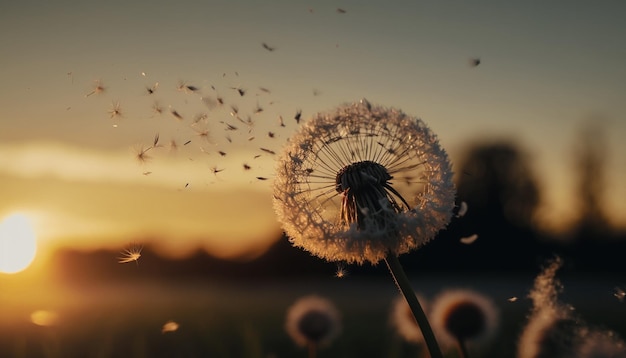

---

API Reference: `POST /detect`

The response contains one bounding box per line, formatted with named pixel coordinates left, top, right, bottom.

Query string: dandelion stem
left=384, top=252, right=443, bottom=358
left=457, top=339, right=470, bottom=358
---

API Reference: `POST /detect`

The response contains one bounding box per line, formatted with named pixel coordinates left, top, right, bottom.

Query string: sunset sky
left=1, top=0, right=625, bottom=265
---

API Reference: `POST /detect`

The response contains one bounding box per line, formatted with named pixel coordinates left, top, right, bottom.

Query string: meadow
left=2, top=271, right=624, bottom=358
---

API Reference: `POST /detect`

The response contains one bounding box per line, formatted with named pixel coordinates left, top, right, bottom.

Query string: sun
left=0, top=213, right=38, bottom=274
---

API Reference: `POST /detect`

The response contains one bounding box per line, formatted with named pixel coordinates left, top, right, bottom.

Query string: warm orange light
left=0, top=213, right=37, bottom=274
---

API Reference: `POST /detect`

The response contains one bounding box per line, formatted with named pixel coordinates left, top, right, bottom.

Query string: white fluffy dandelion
left=273, top=99, right=456, bottom=265
left=285, top=295, right=342, bottom=358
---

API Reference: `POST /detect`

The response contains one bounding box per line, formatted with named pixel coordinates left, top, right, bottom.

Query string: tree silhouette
left=571, top=122, right=611, bottom=240
left=420, top=141, right=544, bottom=270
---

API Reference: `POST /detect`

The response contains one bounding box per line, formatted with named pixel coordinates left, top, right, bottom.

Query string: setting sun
left=0, top=213, right=37, bottom=274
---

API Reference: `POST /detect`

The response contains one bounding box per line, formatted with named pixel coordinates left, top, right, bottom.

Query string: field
left=2, top=272, right=624, bottom=358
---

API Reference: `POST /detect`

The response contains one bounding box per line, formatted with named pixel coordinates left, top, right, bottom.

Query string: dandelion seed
left=262, top=42, right=276, bottom=51
left=460, top=234, right=478, bottom=245
left=285, top=295, right=342, bottom=353
left=170, top=107, right=183, bottom=121
left=184, top=140, right=192, bottom=146
left=85, top=79, right=105, bottom=97
left=294, top=109, right=302, bottom=123
left=152, top=101, right=164, bottom=115
left=268, top=131, right=275, bottom=138
left=248, top=136, right=255, bottom=141
left=231, top=87, right=245, bottom=96
left=336, top=8, right=347, bottom=14
left=259, top=86, right=271, bottom=93
left=146, top=82, right=159, bottom=95
left=508, top=297, right=519, bottom=302
left=469, top=58, right=481, bottom=67
left=134, top=145, right=153, bottom=164
left=108, top=101, right=123, bottom=119
left=614, top=287, right=625, bottom=302
left=143, top=171, right=152, bottom=176
left=211, top=166, right=224, bottom=175
left=272, top=99, right=456, bottom=264
left=253, top=102, right=263, bottom=114
left=430, top=289, right=499, bottom=356
left=253, top=154, right=261, bottom=159
left=177, top=80, right=199, bottom=94
left=230, top=105, right=239, bottom=116
left=313, top=88, right=321, bottom=96
left=456, top=201, right=468, bottom=218
left=278, top=115, right=286, bottom=127
left=260, top=148, right=275, bottom=155
left=118, top=243, right=143, bottom=265
left=218, top=151, right=227, bottom=156
left=243, top=164, right=251, bottom=170
left=161, top=320, right=179, bottom=333
left=257, top=177, right=268, bottom=181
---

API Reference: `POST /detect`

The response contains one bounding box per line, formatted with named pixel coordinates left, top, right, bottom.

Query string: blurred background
left=1, top=1, right=625, bottom=357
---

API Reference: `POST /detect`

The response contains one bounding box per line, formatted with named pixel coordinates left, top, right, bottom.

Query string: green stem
left=384, top=252, right=443, bottom=358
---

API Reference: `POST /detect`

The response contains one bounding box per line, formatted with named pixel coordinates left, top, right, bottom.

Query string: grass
left=1, top=273, right=624, bottom=357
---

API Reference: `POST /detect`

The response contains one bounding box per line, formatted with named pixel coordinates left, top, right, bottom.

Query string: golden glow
left=0, top=213, right=37, bottom=274
left=30, top=309, right=60, bottom=326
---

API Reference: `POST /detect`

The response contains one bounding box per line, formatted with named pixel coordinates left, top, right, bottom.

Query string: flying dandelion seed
left=294, top=109, right=302, bottom=123
left=260, top=148, right=275, bottom=155
left=134, top=145, right=153, bottom=164
left=118, top=243, right=143, bottom=265
left=334, top=265, right=348, bottom=278
left=108, top=101, right=123, bottom=119
left=161, top=320, right=180, bottom=333
left=262, top=42, right=276, bottom=51
left=85, top=79, right=105, bottom=97
left=460, top=234, right=478, bottom=245
left=146, top=82, right=159, bottom=95
left=170, top=107, right=184, bottom=121
left=152, top=101, right=164, bottom=116
left=469, top=58, right=481, bottom=67
left=256, top=177, right=268, bottom=181
left=614, top=287, right=625, bottom=302
left=508, top=297, right=519, bottom=302
left=456, top=201, right=468, bottom=218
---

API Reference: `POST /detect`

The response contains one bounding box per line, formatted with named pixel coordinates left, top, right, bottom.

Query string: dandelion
left=285, top=295, right=342, bottom=358
left=429, top=289, right=499, bottom=358
left=273, top=99, right=455, bottom=358
left=273, top=99, right=455, bottom=264
left=85, top=79, right=105, bottom=97
left=118, top=243, right=143, bottom=265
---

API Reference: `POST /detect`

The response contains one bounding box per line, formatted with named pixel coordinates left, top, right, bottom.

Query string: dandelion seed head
left=429, top=289, right=499, bottom=347
left=273, top=100, right=456, bottom=264
left=285, top=295, right=342, bottom=348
